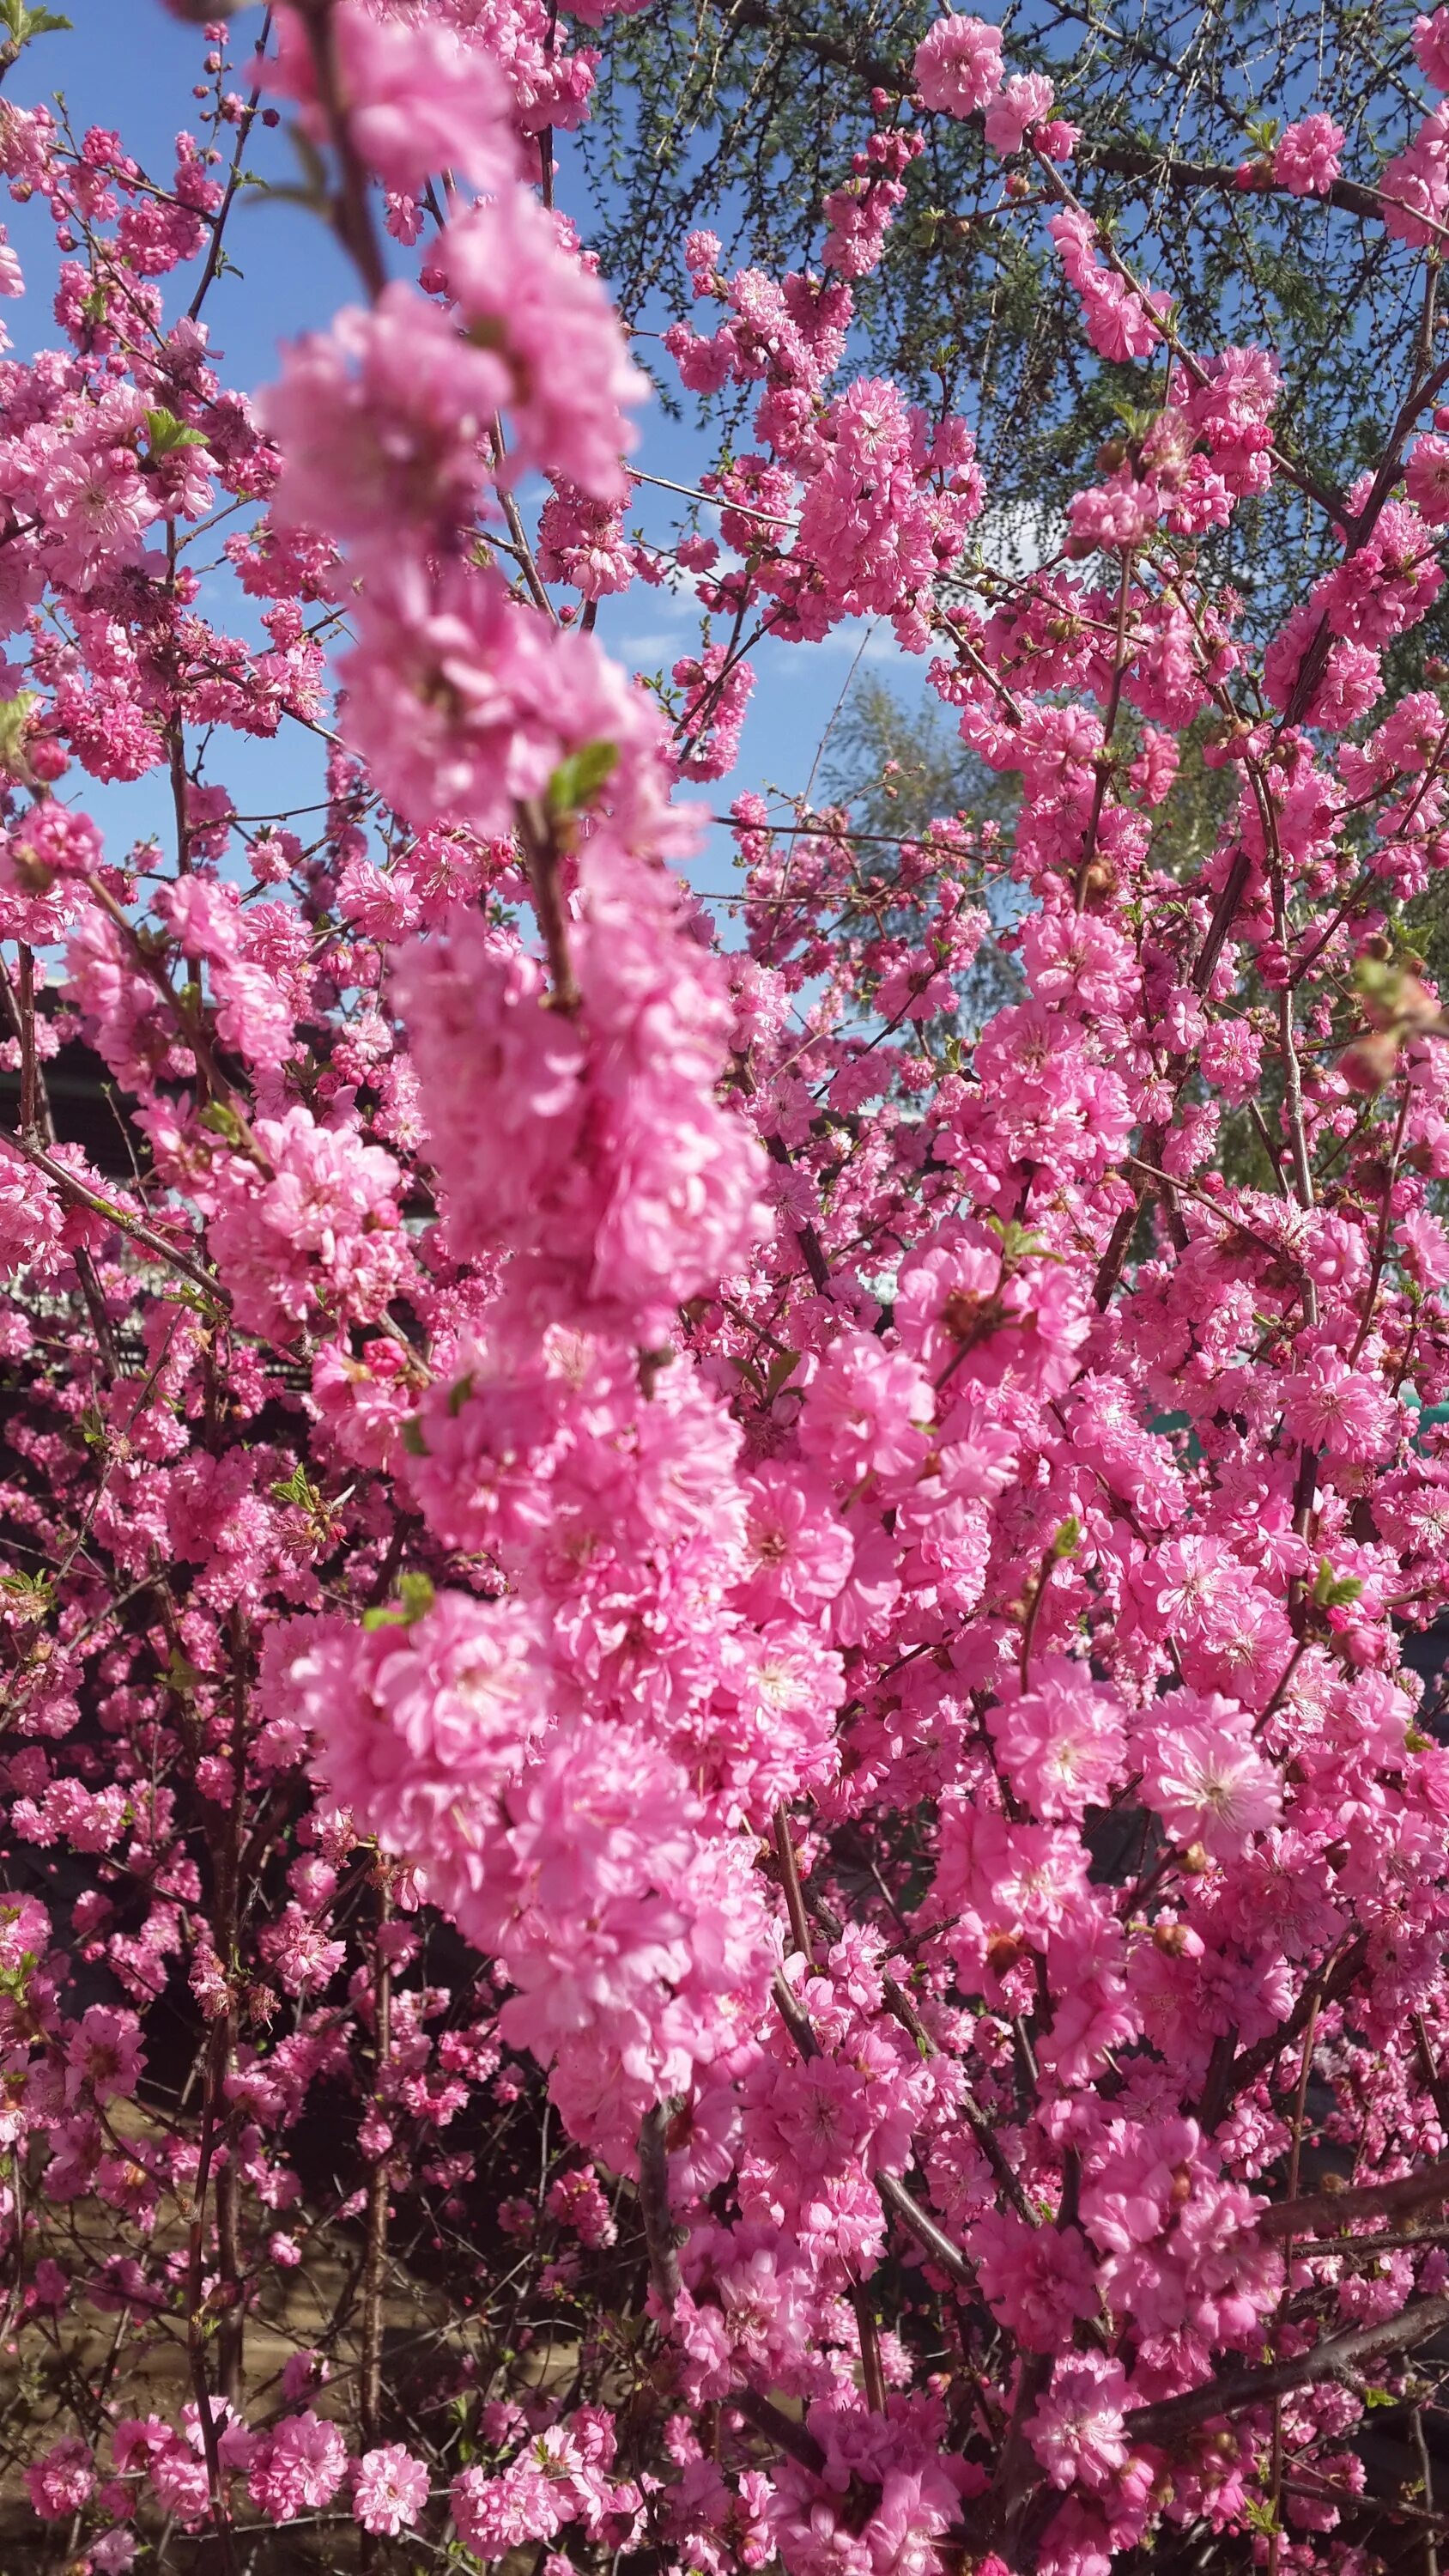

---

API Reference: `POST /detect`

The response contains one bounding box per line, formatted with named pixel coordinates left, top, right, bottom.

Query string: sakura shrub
left=3, top=3, right=1449, bottom=2572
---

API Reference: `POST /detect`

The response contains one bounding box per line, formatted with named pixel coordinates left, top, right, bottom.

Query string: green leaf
left=0, top=690, right=38, bottom=771
left=984, top=1214, right=1052, bottom=1267
left=764, top=1347, right=801, bottom=1401
left=1051, top=1515, right=1082, bottom=1561
left=400, top=1416, right=429, bottom=1458
left=361, top=1571, right=434, bottom=1632
left=0, top=1570, right=52, bottom=1618
left=144, top=404, right=209, bottom=459
left=199, top=1100, right=246, bottom=1149
left=1312, top=1554, right=1364, bottom=1610
left=0, top=0, right=72, bottom=38
left=270, top=1461, right=321, bottom=1513
left=547, top=738, right=619, bottom=820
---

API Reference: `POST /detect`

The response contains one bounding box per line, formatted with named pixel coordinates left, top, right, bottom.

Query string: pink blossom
left=1141, top=1698, right=1282, bottom=1857
left=914, top=14, right=1004, bottom=117
left=987, top=1662, right=1127, bottom=1820
left=442, top=192, right=647, bottom=503
left=1272, top=113, right=1344, bottom=197
left=1415, top=8, right=1449, bottom=89
left=985, top=72, right=1056, bottom=156
left=247, top=2411, right=349, bottom=2518
left=1028, top=2352, right=1132, bottom=2490
left=1281, top=1349, right=1400, bottom=1461
left=353, top=2444, right=429, bottom=2537
left=968, top=2212, right=1100, bottom=2349
left=25, top=2436, right=94, bottom=2518
left=263, top=5, right=516, bottom=192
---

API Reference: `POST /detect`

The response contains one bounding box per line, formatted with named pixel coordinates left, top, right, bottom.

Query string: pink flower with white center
left=442, top=191, right=647, bottom=503
left=1281, top=1349, right=1399, bottom=1462
left=352, top=2444, right=429, bottom=2537
left=45, top=440, right=159, bottom=590
left=1272, top=113, right=1344, bottom=197
left=452, top=2460, right=563, bottom=2554
left=1028, top=2352, right=1132, bottom=2491
left=1142, top=1534, right=1243, bottom=1637
left=914, top=14, right=1003, bottom=116
left=710, top=1619, right=844, bottom=1820
left=1022, top=908, right=1137, bottom=1013
left=987, top=1662, right=1127, bottom=1820
left=1142, top=1696, right=1282, bottom=1857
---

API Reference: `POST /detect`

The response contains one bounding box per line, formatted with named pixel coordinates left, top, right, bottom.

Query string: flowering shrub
left=5, top=3, right=1449, bottom=2570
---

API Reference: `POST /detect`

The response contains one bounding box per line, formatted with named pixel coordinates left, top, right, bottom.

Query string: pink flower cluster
left=5, top=5, right=1449, bottom=2575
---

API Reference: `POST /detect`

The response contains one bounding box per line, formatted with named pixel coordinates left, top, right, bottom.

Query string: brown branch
left=1125, top=2293, right=1449, bottom=2444
left=0, top=1127, right=227, bottom=1307
left=1258, top=2159, right=1449, bottom=2244
left=638, top=2099, right=683, bottom=2306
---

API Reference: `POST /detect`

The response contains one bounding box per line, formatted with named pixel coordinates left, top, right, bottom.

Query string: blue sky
left=3, top=0, right=923, bottom=915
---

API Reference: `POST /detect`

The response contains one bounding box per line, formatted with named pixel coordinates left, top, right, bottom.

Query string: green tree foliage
left=582, top=0, right=1440, bottom=612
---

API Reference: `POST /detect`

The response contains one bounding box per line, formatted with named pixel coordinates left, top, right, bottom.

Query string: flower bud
left=1338, top=1030, right=1400, bottom=1096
